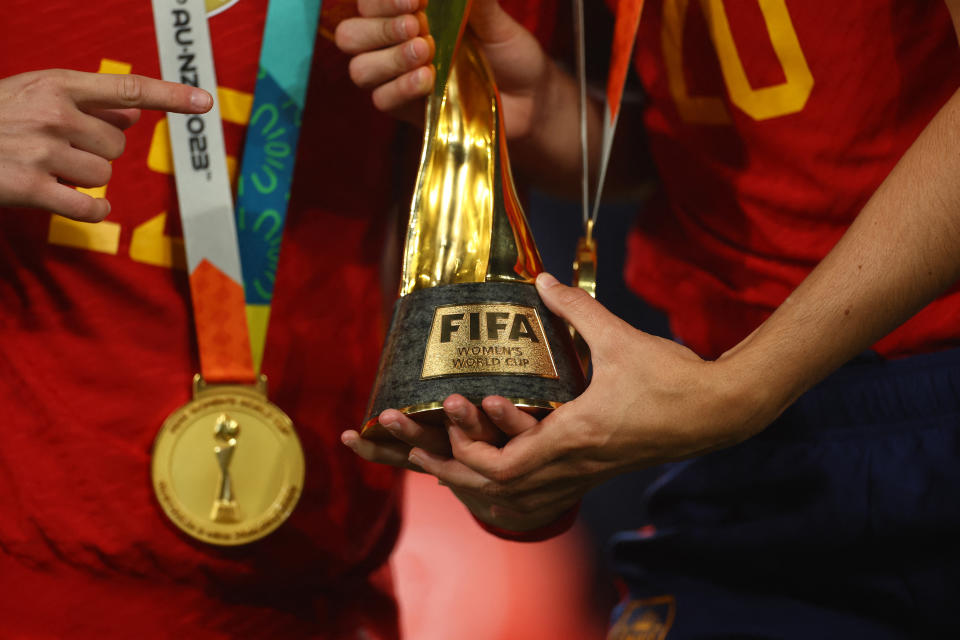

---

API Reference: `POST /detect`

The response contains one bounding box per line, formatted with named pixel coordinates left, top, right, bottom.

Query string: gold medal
left=152, top=375, right=305, bottom=546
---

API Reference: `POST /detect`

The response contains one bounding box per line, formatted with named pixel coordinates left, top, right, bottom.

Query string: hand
left=334, top=0, right=553, bottom=139
left=0, top=69, right=212, bottom=221
left=341, top=393, right=511, bottom=472
left=404, top=273, right=780, bottom=532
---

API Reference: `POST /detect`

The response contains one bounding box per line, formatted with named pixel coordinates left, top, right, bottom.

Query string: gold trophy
left=361, top=1, right=585, bottom=437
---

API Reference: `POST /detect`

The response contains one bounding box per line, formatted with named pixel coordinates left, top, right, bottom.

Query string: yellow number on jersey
left=48, top=58, right=253, bottom=271
left=137, top=85, right=250, bottom=269
left=662, top=0, right=814, bottom=124
left=46, top=59, right=128, bottom=254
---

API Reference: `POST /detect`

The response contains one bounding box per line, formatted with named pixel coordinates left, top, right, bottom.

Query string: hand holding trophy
left=359, top=0, right=585, bottom=440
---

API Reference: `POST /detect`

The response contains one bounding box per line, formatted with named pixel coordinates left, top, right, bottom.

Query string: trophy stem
left=402, top=35, right=543, bottom=296
left=361, top=12, right=585, bottom=438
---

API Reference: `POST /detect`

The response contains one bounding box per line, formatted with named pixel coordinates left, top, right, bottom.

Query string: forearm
left=721, top=87, right=960, bottom=424
left=507, top=59, right=653, bottom=203
left=506, top=58, right=604, bottom=198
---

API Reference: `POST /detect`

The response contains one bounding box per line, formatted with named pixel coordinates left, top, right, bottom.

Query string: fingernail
left=398, top=0, right=417, bottom=11
left=487, top=403, right=504, bottom=420
left=395, top=16, right=409, bottom=39
left=191, top=90, right=212, bottom=110
left=383, top=421, right=401, bottom=433
left=536, top=272, right=559, bottom=290
left=103, top=200, right=111, bottom=216
left=408, top=451, right=423, bottom=467
left=416, top=66, right=432, bottom=90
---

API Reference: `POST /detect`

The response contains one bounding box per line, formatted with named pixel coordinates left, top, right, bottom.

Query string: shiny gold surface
left=210, top=413, right=241, bottom=523
left=572, top=221, right=598, bottom=299
left=363, top=8, right=570, bottom=442
left=152, top=374, right=305, bottom=546
left=401, top=32, right=543, bottom=295
left=424, top=0, right=472, bottom=105
left=205, top=0, right=238, bottom=15
left=362, top=397, right=563, bottom=441
left=571, top=223, right=597, bottom=373
left=421, top=303, right=558, bottom=379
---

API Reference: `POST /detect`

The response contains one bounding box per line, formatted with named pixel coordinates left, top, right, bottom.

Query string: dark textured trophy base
left=362, top=282, right=586, bottom=439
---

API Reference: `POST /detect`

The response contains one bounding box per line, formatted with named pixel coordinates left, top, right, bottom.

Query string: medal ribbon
left=153, top=0, right=253, bottom=384
left=571, top=0, right=645, bottom=305
left=590, top=0, right=645, bottom=222
left=152, top=0, right=321, bottom=382
left=235, top=0, right=323, bottom=373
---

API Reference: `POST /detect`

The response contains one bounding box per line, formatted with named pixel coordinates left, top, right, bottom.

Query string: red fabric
left=0, top=1, right=402, bottom=636
left=625, top=0, right=960, bottom=359
left=0, top=0, right=560, bottom=635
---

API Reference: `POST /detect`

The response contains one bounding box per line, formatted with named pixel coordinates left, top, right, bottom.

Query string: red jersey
left=0, top=1, right=405, bottom=637
left=0, top=2, right=558, bottom=637
left=625, top=0, right=960, bottom=359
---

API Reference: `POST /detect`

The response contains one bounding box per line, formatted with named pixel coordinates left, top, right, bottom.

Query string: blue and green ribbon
left=234, top=0, right=323, bottom=371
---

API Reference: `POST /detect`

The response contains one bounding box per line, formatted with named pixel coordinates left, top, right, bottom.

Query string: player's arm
left=0, top=69, right=212, bottom=222
left=715, top=0, right=960, bottom=415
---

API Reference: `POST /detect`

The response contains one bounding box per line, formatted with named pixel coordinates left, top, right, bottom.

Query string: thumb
left=535, top=272, right=625, bottom=352
left=468, top=0, right=520, bottom=45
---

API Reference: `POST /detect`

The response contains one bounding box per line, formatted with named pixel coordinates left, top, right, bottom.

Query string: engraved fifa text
left=422, top=304, right=558, bottom=379
left=439, top=312, right=540, bottom=343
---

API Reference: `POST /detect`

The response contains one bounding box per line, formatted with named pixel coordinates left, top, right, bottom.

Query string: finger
left=49, top=147, right=112, bottom=190
left=65, top=71, right=212, bottom=113
left=408, top=447, right=491, bottom=491
left=480, top=396, right=539, bottom=438
left=535, top=272, right=632, bottom=357
left=448, top=413, right=569, bottom=483
left=447, top=424, right=605, bottom=503
left=378, top=409, right=451, bottom=456
left=36, top=183, right=110, bottom=222
left=342, top=429, right=424, bottom=471
left=468, top=0, right=521, bottom=44
left=370, top=66, right=434, bottom=113
left=442, top=394, right=505, bottom=445
left=335, top=15, right=422, bottom=54
left=66, top=112, right=127, bottom=160
left=85, top=107, right=141, bottom=130
left=357, top=0, right=424, bottom=18
left=348, top=37, right=433, bottom=89
left=414, top=443, right=588, bottom=515
left=49, top=147, right=112, bottom=189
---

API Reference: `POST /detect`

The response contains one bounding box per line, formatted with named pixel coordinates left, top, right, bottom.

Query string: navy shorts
left=608, top=348, right=960, bottom=639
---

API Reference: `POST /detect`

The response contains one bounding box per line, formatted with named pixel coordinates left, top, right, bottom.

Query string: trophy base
left=362, top=282, right=585, bottom=439
left=210, top=499, right=242, bottom=523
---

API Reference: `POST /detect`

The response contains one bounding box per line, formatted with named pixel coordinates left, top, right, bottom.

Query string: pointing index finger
left=67, top=71, right=212, bottom=113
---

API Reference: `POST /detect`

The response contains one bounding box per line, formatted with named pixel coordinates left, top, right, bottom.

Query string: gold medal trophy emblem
left=152, top=375, right=305, bottom=546
left=205, top=0, right=240, bottom=16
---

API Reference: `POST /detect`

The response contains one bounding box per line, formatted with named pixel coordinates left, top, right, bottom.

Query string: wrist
left=509, top=60, right=597, bottom=195
left=713, top=335, right=804, bottom=440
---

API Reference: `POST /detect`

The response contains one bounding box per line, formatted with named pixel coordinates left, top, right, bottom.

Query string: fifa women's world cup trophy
left=361, top=1, right=585, bottom=438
